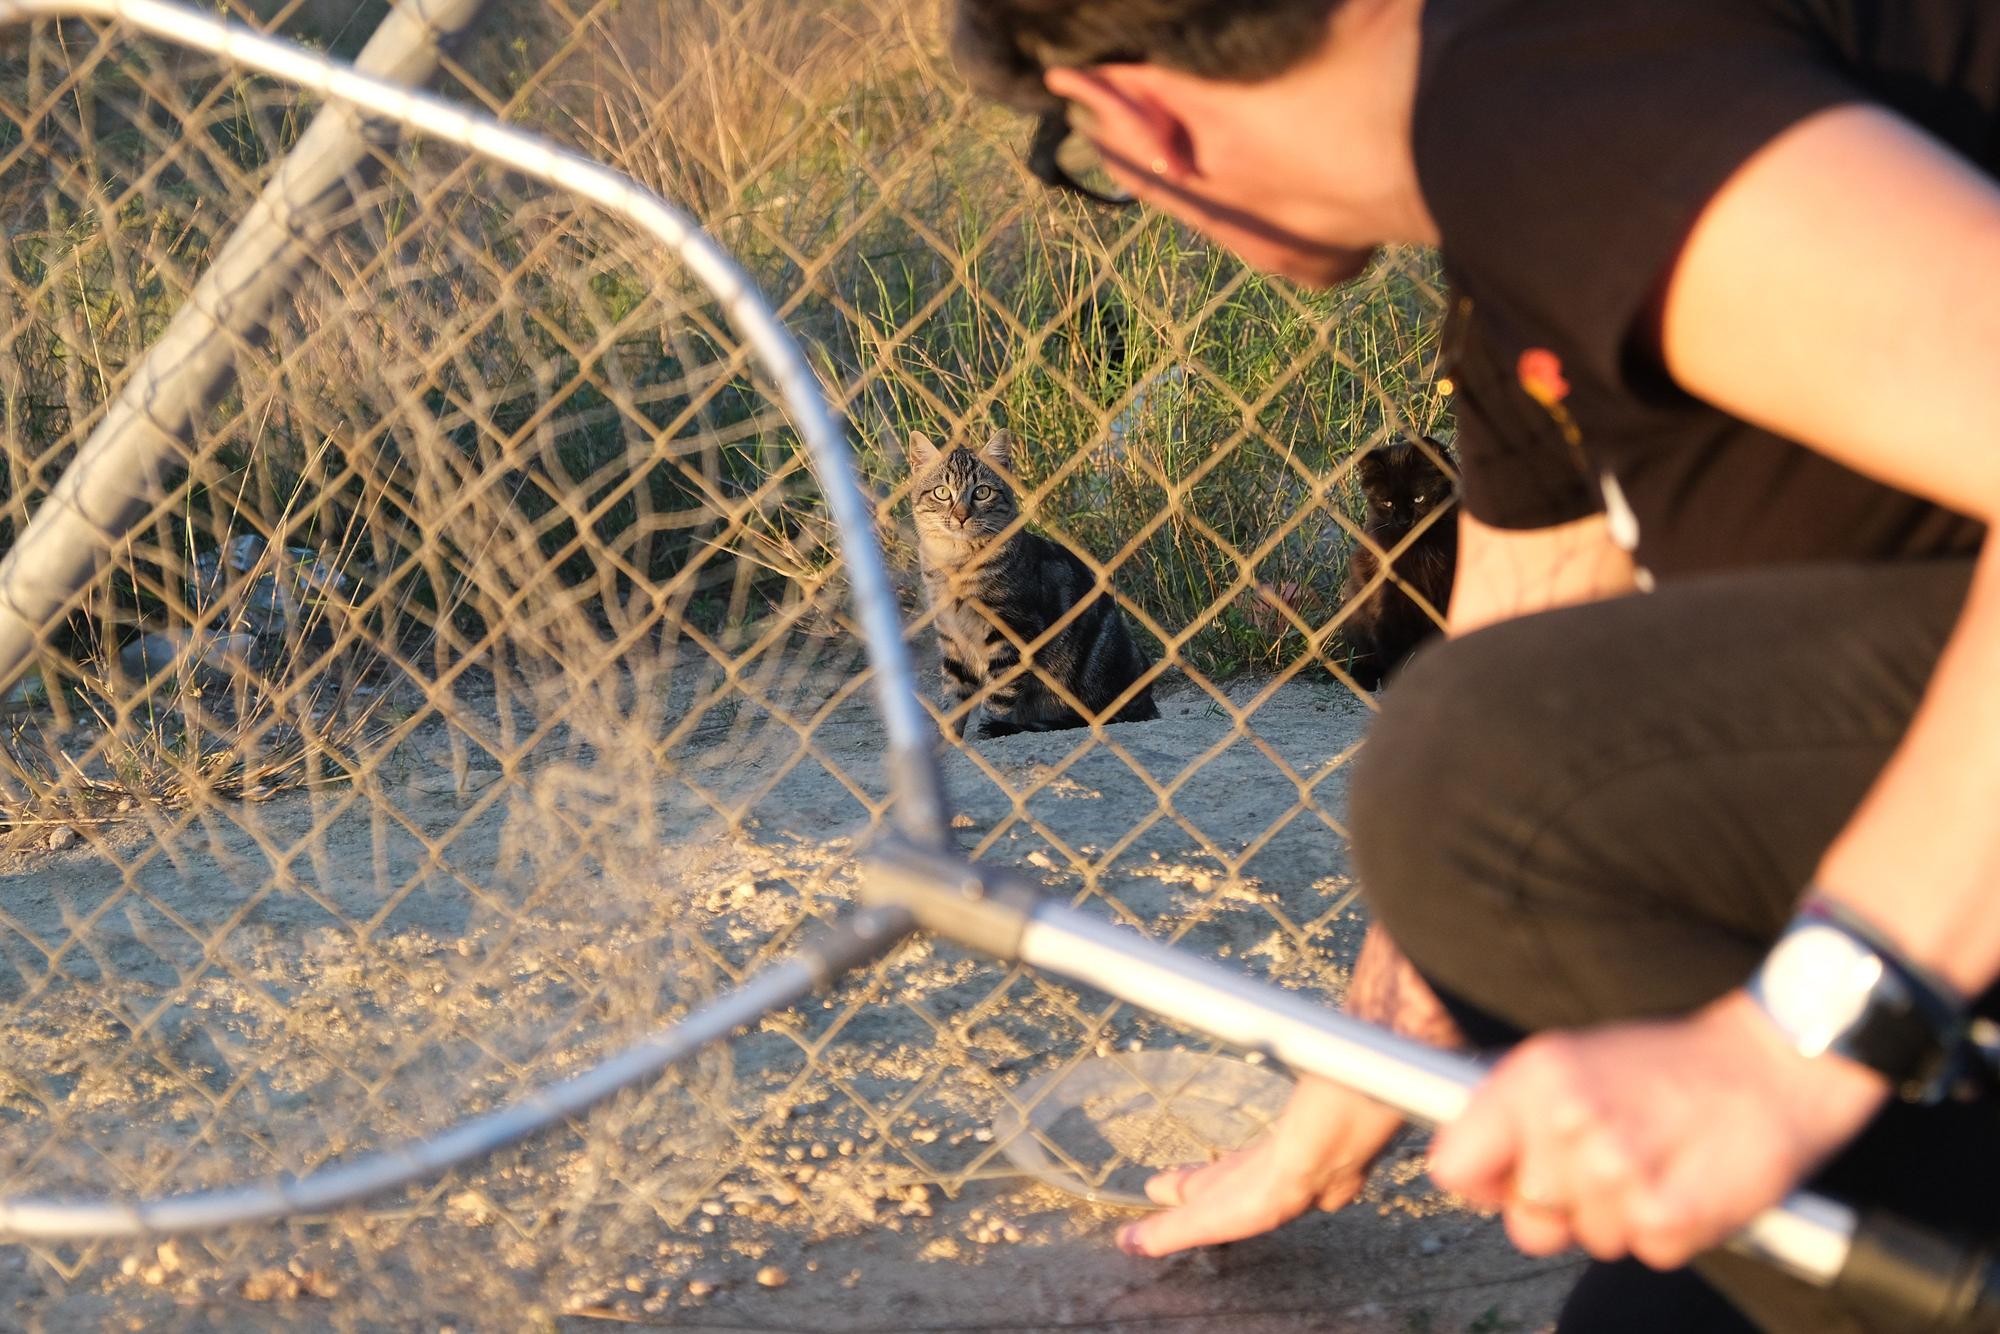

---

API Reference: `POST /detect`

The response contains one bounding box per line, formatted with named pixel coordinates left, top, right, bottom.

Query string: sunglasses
left=1029, top=107, right=1140, bottom=209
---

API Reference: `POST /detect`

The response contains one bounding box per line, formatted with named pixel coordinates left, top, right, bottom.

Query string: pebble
left=755, top=1265, right=788, bottom=1289
left=45, top=826, right=77, bottom=852
left=240, top=1269, right=300, bottom=1301
left=624, top=1275, right=647, bottom=1292
left=685, top=1279, right=715, bottom=1299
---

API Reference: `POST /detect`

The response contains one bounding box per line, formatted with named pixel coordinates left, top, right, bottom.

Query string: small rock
left=624, top=1275, right=647, bottom=1293
left=700, top=1200, right=725, bottom=1217
left=45, top=826, right=77, bottom=852
left=240, top=1269, right=300, bottom=1301
left=755, top=1265, right=788, bottom=1289
left=118, top=1255, right=139, bottom=1278
left=1419, top=1235, right=1445, bottom=1256
left=155, top=1240, right=184, bottom=1274
left=685, top=1279, right=715, bottom=1299
left=445, top=1190, right=494, bottom=1226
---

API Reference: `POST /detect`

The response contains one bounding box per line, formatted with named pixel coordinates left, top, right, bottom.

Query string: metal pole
left=857, top=841, right=1987, bottom=1304
left=0, top=0, right=490, bottom=706
left=1016, top=903, right=1858, bottom=1286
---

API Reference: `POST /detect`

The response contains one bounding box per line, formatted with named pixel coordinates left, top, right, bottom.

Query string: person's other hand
left=1115, top=1074, right=1405, bottom=1257
left=1429, top=990, right=1889, bottom=1269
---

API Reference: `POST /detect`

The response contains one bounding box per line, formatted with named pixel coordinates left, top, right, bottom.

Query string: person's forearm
left=1812, top=541, right=2000, bottom=996
left=1446, top=511, right=1637, bottom=638
left=1261, top=924, right=1456, bottom=1185
left=1347, top=920, right=1464, bottom=1046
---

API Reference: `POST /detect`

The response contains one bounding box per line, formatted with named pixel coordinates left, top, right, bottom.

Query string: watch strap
left=1779, top=892, right=1969, bottom=1102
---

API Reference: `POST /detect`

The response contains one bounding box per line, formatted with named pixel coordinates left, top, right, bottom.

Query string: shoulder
left=1415, top=0, right=1868, bottom=383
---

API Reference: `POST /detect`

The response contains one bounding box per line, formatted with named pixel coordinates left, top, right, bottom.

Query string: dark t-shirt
left=1414, top=0, right=1996, bottom=580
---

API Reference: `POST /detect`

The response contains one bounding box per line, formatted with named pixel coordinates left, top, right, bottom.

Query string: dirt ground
left=0, top=675, right=1576, bottom=1331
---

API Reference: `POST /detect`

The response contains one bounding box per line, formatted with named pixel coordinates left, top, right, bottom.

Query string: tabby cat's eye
left=930, top=486, right=951, bottom=502
left=973, top=486, right=995, bottom=501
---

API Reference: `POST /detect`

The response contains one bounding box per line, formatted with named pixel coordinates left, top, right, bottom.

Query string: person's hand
left=1114, top=1074, right=1405, bottom=1257
left=1429, top=990, right=1890, bottom=1269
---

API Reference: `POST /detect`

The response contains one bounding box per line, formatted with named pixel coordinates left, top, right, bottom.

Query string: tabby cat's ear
left=980, top=430, right=1016, bottom=472
left=908, top=432, right=941, bottom=471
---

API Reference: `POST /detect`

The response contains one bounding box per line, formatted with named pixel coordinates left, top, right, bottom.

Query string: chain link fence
left=0, top=0, right=1466, bottom=1326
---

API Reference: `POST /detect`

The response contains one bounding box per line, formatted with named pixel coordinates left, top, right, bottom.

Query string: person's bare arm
left=1661, top=105, right=2000, bottom=996
left=1433, top=103, right=2000, bottom=1270
left=1447, top=510, right=1637, bottom=638
left=1117, top=506, right=1635, bottom=1258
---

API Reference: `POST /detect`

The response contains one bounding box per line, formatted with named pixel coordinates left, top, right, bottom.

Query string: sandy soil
left=0, top=674, right=1574, bottom=1331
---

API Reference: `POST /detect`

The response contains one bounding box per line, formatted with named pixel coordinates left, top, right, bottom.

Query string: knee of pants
left=1347, top=632, right=1529, bottom=986
left=1345, top=622, right=1784, bottom=1034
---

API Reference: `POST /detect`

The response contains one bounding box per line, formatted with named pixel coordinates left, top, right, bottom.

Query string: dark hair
left=952, top=0, right=1342, bottom=112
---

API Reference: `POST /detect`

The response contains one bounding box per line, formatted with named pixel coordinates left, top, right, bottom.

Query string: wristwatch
left=1747, top=893, right=1970, bottom=1104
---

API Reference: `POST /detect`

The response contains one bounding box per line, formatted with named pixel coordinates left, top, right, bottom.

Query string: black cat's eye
left=1029, top=108, right=1139, bottom=210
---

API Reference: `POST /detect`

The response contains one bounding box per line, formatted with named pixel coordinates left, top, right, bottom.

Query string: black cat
left=1336, top=437, right=1458, bottom=691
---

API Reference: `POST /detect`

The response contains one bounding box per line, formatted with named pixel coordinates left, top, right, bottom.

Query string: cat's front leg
left=939, top=651, right=981, bottom=741
left=976, top=643, right=1031, bottom=738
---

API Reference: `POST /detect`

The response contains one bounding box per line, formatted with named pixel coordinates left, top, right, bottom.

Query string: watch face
left=1759, top=925, right=1884, bottom=1057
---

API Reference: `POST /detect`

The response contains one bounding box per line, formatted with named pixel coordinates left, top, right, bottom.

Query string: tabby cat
left=910, top=431, right=1159, bottom=739
left=1337, top=437, right=1459, bottom=691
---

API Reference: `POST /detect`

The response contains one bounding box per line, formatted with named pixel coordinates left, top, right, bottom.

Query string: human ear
left=1044, top=66, right=1195, bottom=184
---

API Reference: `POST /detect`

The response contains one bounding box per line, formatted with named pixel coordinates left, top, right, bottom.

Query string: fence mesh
left=0, top=0, right=1465, bottom=1326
